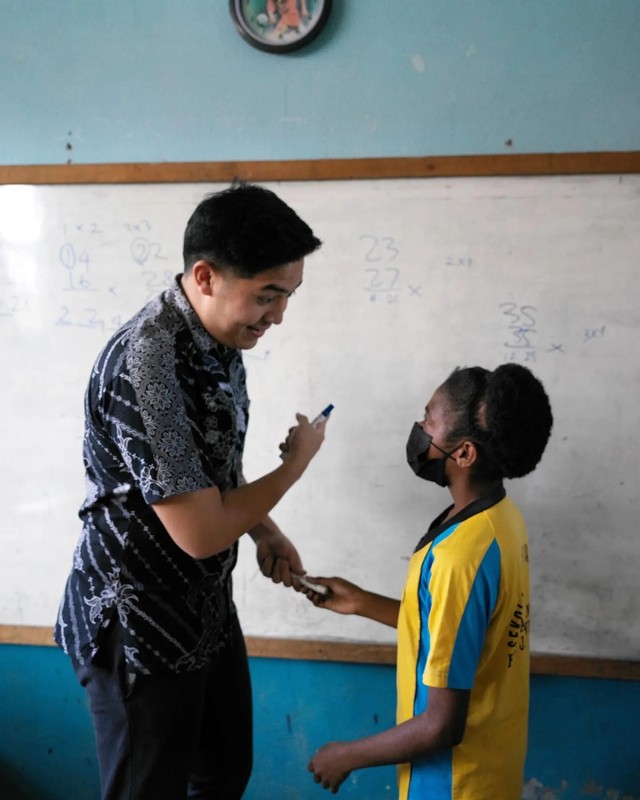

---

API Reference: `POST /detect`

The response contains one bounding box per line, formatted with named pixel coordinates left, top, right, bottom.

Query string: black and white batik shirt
left=55, top=277, right=249, bottom=675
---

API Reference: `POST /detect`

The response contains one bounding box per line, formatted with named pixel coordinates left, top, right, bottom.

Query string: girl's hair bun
left=442, top=363, right=553, bottom=480
left=482, top=364, right=553, bottom=478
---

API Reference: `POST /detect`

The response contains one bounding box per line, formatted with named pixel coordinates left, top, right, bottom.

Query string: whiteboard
left=1, top=175, right=639, bottom=660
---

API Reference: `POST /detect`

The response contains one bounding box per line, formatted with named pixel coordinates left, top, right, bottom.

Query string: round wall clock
left=229, top=0, right=332, bottom=54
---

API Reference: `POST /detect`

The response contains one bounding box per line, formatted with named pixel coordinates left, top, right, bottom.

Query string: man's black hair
left=441, top=363, right=553, bottom=481
left=183, top=182, right=322, bottom=276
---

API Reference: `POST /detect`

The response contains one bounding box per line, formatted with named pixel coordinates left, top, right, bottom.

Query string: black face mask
left=405, top=422, right=463, bottom=488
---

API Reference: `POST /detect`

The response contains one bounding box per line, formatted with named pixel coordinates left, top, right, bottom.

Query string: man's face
left=203, top=260, right=304, bottom=349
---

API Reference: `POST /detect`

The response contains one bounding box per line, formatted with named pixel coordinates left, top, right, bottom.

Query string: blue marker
left=310, top=404, right=334, bottom=428
left=280, top=404, right=334, bottom=460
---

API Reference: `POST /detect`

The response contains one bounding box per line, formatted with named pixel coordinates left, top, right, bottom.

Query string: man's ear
left=455, top=440, right=479, bottom=470
left=191, top=260, right=219, bottom=296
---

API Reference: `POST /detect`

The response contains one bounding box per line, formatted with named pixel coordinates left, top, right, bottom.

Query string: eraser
left=296, top=575, right=329, bottom=596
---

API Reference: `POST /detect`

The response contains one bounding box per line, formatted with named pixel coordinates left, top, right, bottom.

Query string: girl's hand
left=308, top=741, right=353, bottom=793
left=300, top=576, right=365, bottom=616
left=301, top=579, right=401, bottom=628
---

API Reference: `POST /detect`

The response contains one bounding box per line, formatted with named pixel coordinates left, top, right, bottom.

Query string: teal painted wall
left=1, top=0, right=639, bottom=164
left=1, top=645, right=639, bottom=800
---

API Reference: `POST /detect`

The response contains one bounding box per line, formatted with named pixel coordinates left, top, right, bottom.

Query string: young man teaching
left=54, top=182, right=326, bottom=800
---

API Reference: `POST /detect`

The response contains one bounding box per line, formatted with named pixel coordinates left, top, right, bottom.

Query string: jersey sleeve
left=422, top=535, right=502, bottom=690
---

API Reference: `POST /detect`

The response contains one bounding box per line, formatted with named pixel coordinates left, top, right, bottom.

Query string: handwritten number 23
left=360, top=235, right=399, bottom=262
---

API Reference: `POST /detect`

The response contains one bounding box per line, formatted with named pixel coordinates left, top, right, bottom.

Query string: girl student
left=303, top=363, right=553, bottom=799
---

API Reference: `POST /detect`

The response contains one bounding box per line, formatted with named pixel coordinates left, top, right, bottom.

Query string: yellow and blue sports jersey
left=396, top=487, right=530, bottom=800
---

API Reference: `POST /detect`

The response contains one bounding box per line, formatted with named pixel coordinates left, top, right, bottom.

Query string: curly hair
left=440, top=363, right=553, bottom=481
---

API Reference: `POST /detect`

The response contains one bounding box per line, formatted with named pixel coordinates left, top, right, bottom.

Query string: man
left=54, top=182, right=325, bottom=800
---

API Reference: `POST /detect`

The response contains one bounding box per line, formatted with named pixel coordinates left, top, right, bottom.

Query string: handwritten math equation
left=0, top=228, right=611, bottom=367
left=355, top=234, right=608, bottom=362
left=500, top=302, right=606, bottom=363
left=360, top=234, right=474, bottom=303
left=360, top=234, right=422, bottom=303
left=49, top=218, right=174, bottom=333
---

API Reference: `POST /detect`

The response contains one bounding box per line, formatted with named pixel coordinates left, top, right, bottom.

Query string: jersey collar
left=414, top=484, right=506, bottom=553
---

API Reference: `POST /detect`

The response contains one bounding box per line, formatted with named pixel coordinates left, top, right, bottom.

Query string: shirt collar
left=167, top=275, right=239, bottom=363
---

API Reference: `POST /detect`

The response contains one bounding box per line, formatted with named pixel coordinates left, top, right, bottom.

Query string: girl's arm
left=302, top=577, right=401, bottom=629
left=308, top=686, right=470, bottom=793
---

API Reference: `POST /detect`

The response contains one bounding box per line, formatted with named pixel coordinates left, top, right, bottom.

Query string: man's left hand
left=252, top=525, right=305, bottom=588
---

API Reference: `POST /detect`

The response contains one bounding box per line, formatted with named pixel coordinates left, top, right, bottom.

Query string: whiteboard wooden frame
left=1, top=151, right=639, bottom=681
left=1, top=624, right=639, bottom=681
left=0, top=151, right=638, bottom=185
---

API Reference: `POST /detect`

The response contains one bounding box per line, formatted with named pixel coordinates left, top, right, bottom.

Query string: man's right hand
left=279, top=413, right=326, bottom=468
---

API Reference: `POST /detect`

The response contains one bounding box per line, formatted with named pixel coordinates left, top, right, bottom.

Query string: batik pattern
left=55, top=279, right=249, bottom=674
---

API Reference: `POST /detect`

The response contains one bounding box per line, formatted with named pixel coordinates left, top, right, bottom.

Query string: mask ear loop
left=430, top=440, right=467, bottom=462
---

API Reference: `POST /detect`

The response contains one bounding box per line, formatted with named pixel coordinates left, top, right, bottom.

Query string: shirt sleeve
left=423, top=535, right=501, bottom=690
left=99, top=329, right=227, bottom=505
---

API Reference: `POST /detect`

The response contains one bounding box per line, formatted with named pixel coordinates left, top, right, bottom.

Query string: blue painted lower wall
left=1, top=645, right=638, bottom=800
